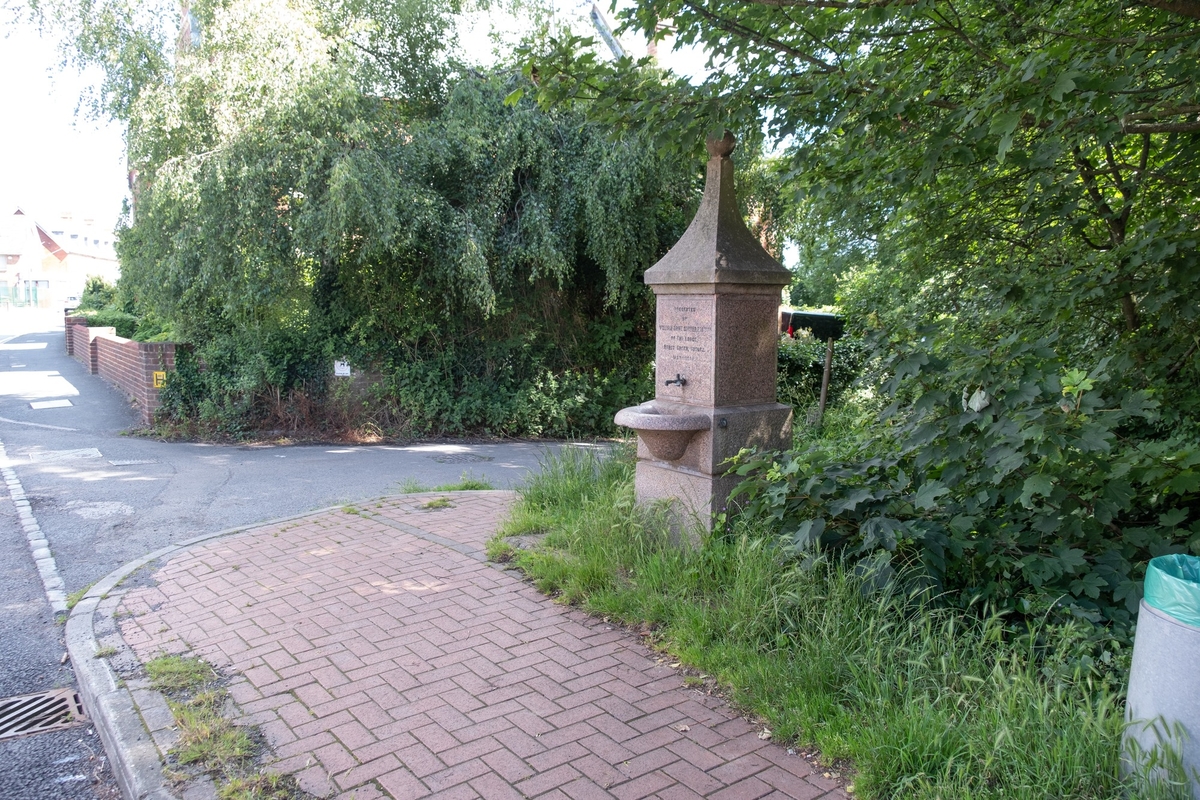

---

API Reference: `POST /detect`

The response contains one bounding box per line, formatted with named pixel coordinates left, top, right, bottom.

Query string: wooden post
left=817, top=336, right=834, bottom=426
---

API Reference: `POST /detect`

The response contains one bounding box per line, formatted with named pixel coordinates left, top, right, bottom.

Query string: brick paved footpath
left=118, top=491, right=849, bottom=800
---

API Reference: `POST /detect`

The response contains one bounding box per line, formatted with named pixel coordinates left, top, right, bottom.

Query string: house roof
left=2, top=207, right=116, bottom=261
left=0, top=209, right=37, bottom=257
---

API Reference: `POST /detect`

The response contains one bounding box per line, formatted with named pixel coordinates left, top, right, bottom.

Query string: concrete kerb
left=66, top=491, right=512, bottom=800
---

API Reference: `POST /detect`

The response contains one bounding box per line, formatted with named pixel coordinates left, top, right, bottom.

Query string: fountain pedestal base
left=630, top=402, right=792, bottom=535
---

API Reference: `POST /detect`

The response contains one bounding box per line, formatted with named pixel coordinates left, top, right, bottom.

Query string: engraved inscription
left=658, top=301, right=712, bottom=360
left=656, top=297, right=714, bottom=403
left=658, top=322, right=711, bottom=357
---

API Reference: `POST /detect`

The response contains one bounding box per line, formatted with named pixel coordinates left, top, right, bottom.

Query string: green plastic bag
left=1144, top=554, right=1200, bottom=628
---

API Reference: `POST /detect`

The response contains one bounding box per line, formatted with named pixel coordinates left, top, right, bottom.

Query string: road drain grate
left=0, top=688, right=88, bottom=740
left=429, top=453, right=494, bottom=464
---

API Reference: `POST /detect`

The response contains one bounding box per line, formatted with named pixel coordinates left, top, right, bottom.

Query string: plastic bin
left=1125, top=555, right=1200, bottom=798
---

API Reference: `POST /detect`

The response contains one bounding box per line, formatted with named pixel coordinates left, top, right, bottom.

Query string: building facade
left=0, top=208, right=119, bottom=309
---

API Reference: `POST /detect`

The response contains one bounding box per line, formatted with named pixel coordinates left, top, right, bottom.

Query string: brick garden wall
left=64, top=315, right=176, bottom=424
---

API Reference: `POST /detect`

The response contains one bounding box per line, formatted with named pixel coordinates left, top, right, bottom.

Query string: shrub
left=131, top=73, right=694, bottom=439
left=776, top=332, right=868, bottom=415
left=733, top=333, right=1200, bottom=634
left=77, top=276, right=118, bottom=311
left=80, top=308, right=139, bottom=339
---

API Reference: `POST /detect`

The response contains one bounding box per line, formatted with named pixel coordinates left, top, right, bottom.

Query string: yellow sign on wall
left=152, top=371, right=167, bottom=388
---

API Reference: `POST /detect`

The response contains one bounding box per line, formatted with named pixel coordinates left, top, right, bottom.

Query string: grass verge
left=399, top=471, right=495, bottom=493
left=144, top=655, right=309, bottom=798
left=66, top=583, right=95, bottom=611
left=494, top=446, right=1188, bottom=800
left=147, top=655, right=213, bottom=691
left=172, top=690, right=255, bottom=770
left=397, top=477, right=428, bottom=493
left=434, top=471, right=495, bottom=491
left=218, top=773, right=306, bottom=800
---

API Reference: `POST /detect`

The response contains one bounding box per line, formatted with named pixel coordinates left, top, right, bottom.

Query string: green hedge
left=80, top=309, right=139, bottom=339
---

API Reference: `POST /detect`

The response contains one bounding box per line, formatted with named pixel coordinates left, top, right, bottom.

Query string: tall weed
left=498, top=447, right=1178, bottom=799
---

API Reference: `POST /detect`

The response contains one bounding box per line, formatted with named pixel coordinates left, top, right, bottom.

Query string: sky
left=0, top=12, right=130, bottom=234
left=0, top=2, right=707, bottom=241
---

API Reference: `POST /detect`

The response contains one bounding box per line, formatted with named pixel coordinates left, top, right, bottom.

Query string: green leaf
left=913, top=480, right=949, bottom=511
left=1079, top=423, right=1113, bottom=452
left=829, top=487, right=874, bottom=515
left=1100, top=480, right=1135, bottom=511
left=1020, top=474, right=1054, bottom=508
left=996, top=130, right=1015, bottom=165
left=859, top=516, right=902, bottom=552
left=784, top=518, right=826, bottom=551
left=1160, top=508, right=1188, bottom=528
left=989, top=111, right=1022, bottom=138
left=1120, top=391, right=1159, bottom=419
left=985, top=446, right=1026, bottom=482
left=1049, top=71, right=1078, bottom=102
left=1169, top=471, right=1200, bottom=495
left=1070, top=572, right=1105, bottom=599
left=1053, top=545, right=1088, bottom=573
left=1114, top=579, right=1144, bottom=614
left=990, top=111, right=1021, bottom=164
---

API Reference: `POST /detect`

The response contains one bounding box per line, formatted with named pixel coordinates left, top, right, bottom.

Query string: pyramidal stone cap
left=643, top=131, right=791, bottom=287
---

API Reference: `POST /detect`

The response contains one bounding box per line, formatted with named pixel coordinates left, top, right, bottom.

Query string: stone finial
left=643, top=134, right=790, bottom=288
left=706, top=131, right=736, bottom=159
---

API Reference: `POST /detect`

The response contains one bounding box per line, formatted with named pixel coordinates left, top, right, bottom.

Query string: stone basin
left=614, top=401, right=709, bottom=462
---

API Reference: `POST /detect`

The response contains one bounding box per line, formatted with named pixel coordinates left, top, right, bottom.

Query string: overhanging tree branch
left=1136, top=0, right=1200, bottom=19
left=1073, top=148, right=1120, bottom=246
left=678, top=0, right=836, bottom=72
left=1122, top=104, right=1200, bottom=122
left=1121, top=119, right=1200, bottom=133
left=738, top=0, right=918, bottom=6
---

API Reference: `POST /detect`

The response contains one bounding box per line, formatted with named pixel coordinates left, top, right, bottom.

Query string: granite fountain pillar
left=614, top=132, right=793, bottom=532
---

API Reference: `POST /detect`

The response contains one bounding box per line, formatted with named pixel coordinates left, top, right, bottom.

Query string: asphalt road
left=0, top=460, right=117, bottom=800
left=0, top=308, right=568, bottom=799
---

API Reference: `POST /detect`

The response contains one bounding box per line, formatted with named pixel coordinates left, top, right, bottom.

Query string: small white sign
left=333, top=360, right=352, bottom=377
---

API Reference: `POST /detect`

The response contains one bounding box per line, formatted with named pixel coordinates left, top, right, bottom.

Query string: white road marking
left=28, top=448, right=103, bottom=462
left=0, top=371, right=79, bottom=399
left=0, top=416, right=79, bottom=431
left=0, top=439, right=67, bottom=613
left=62, top=500, right=135, bottom=519
left=30, top=399, right=74, bottom=409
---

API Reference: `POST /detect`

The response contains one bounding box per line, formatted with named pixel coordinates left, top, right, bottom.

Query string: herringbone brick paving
left=118, top=491, right=848, bottom=799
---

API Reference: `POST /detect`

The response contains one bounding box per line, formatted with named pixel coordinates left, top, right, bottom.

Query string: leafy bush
left=776, top=332, right=868, bottom=416
left=62, top=0, right=800, bottom=440
left=734, top=332, right=1200, bottom=633
left=77, top=276, right=118, bottom=311
left=132, top=312, right=173, bottom=342
left=514, top=0, right=1200, bottom=662
left=77, top=277, right=172, bottom=341
left=122, top=66, right=695, bottom=438
left=80, top=308, right=139, bottom=339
